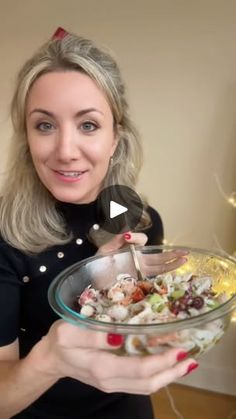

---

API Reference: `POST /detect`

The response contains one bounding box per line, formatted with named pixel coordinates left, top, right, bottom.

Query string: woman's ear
left=111, top=135, right=119, bottom=156
left=111, top=123, right=121, bottom=155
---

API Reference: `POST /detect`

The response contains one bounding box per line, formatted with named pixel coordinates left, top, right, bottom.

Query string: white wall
left=0, top=0, right=235, bottom=395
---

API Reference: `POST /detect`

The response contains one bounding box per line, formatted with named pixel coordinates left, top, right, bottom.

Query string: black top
left=0, top=201, right=163, bottom=419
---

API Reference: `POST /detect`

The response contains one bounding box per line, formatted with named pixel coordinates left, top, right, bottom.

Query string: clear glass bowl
left=48, top=245, right=236, bottom=357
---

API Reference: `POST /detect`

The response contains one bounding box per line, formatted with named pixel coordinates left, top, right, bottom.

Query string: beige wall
left=0, top=0, right=235, bottom=394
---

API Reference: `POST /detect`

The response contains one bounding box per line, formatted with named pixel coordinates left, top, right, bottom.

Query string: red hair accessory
left=51, top=27, right=69, bottom=40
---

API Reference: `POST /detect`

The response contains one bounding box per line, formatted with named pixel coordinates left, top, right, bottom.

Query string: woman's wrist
left=26, top=336, right=63, bottom=383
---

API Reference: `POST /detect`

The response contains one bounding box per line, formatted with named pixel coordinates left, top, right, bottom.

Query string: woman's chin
left=50, top=190, right=98, bottom=204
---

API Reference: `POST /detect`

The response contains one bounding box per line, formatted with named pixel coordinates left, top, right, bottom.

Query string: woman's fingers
left=140, top=249, right=189, bottom=266
left=50, top=322, right=199, bottom=395
left=53, top=322, right=191, bottom=372
left=98, top=239, right=188, bottom=276
left=100, top=358, right=197, bottom=394
left=50, top=320, right=124, bottom=350
left=80, top=348, right=198, bottom=394
left=97, top=232, right=148, bottom=255
left=143, top=256, right=188, bottom=276
left=70, top=350, right=198, bottom=394
left=123, top=232, right=148, bottom=246
left=139, top=249, right=189, bottom=276
left=97, top=234, right=124, bottom=254
left=87, top=347, right=190, bottom=380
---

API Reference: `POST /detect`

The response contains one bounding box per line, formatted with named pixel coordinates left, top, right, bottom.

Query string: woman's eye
left=81, top=121, right=98, bottom=132
left=36, top=122, right=54, bottom=132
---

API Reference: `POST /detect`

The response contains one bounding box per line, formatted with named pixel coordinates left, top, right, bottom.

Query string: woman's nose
left=55, top=128, right=82, bottom=162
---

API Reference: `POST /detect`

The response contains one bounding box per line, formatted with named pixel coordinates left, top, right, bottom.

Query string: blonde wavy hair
left=0, top=32, right=151, bottom=253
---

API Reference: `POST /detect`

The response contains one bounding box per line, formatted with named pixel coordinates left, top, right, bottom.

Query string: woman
left=0, top=29, right=198, bottom=418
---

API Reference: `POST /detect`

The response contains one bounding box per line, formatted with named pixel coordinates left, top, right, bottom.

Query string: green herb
left=171, top=289, right=185, bottom=300
left=148, top=294, right=163, bottom=304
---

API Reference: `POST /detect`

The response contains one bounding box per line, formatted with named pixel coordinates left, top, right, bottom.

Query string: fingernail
left=107, top=333, right=124, bottom=346
left=175, top=250, right=189, bottom=255
left=176, top=351, right=188, bottom=361
left=183, top=362, right=199, bottom=376
left=51, top=27, right=69, bottom=40
left=124, top=233, right=131, bottom=240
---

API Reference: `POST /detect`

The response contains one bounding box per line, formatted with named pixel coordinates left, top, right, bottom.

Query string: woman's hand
left=97, top=231, right=147, bottom=255
left=38, top=321, right=198, bottom=394
left=97, top=232, right=188, bottom=276
left=139, top=248, right=189, bottom=277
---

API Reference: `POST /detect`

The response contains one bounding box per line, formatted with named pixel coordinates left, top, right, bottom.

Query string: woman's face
left=26, top=71, right=118, bottom=203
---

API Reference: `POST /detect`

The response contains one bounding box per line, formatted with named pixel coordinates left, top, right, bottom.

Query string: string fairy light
left=164, top=386, right=185, bottom=419
left=162, top=238, right=174, bottom=246
left=213, top=171, right=236, bottom=323
left=162, top=175, right=236, bottom=417
left=214, top=173, right=236, bottom=208
left=162, top=233, right=191, bottom=247
left=212, top=234, right=231, bottom=257
left=213, top=235, right=236, bottom=323
left=227, top=192, right=236, bottom=208
left=232, top=314, right=236, bottom=323
left=164, top=233, right=236, bottom=322
left=162, top=179, right=236, bottom=415
left=164, top=386, right=236, bottom=418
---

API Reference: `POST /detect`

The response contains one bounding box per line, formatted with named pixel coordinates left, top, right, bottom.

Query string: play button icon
left=96, top=185, right=144, bottom=234
left=110, top=201, right=128, bottom=219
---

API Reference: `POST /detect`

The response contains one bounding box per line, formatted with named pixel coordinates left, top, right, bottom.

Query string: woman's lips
left=53, top=170, right=88, bottom=183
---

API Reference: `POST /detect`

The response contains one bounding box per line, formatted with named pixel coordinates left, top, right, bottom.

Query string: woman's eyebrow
left=28, top=108, right=104, bottom=117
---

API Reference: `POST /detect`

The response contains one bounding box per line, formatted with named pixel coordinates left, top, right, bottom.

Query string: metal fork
left=129, top=243, right=144, bottom=281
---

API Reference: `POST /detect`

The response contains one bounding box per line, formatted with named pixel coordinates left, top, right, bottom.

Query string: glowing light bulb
left=231, top=312, right=236, bottom=323
left=214, top=173, right=236, bottom=207
left=162, top=239, right=174, bottom=246
left=219, top=261, right=229, bottom=269
left=227, top=192, right=236, bottom=208
left=222, top=280, right=230, bottom=287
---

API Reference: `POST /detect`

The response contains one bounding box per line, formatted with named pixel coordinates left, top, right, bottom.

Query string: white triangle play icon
left=110, top=200, right=128, bottom=219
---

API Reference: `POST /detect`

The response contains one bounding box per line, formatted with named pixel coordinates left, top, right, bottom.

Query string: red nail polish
left=176, top=351, right=188, bottom=361
left=51, top=27, right=69, bottom=40
left=124, top=233, right=131, bottom=240
left=184, top=362, right=199, bottom=376
left=107, top=333, right=124, bottom=346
